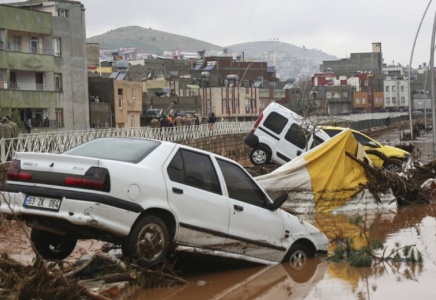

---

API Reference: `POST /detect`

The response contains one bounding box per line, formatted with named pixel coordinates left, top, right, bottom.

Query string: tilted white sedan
left=0, top=138, right=328, bottom=266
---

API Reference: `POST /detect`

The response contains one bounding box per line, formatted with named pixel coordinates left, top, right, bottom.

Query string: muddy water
left=135, top=204, right=436, bottom=300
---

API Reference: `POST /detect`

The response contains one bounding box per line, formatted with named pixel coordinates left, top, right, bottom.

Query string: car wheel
left=383, top=159, right=402, bottom=172
left=124, top=215, right=169, bottom=267
left=286, top=243, right=312, bottom=270
left=250, top=147, right=271, bottom=166
left=30, top=228, right=77, bottom=260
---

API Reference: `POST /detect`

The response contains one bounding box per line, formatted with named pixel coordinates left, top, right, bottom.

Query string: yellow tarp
left=305, top=129, right=369, bottom=212
left=256, top=129, right=370, bottom=213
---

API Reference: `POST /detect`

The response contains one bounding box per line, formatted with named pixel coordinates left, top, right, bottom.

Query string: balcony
left=0, top=89, right=57, bottom=108
left=5, top=81, right=58, bottom=92
left=0, top=51, right=55, bottom=72
left=7, top=43, right=53, bottom=55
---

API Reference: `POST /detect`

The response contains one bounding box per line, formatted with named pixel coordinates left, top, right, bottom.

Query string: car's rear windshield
left=63, top=138, right=161, bottom=163
left=323, top=129, right=342, bottom=138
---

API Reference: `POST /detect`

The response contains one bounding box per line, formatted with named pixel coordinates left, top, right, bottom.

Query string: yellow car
left=321, top=126, right=411, bottom=172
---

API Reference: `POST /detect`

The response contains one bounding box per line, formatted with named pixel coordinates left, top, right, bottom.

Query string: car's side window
left=352, top=132, right=374, bottom=147
left=285, top=123, right=308, bottom=149
left=217, top=159, right=268, bottom=208
left=310, top=134, right=325, bottom=149
left=263, top=112, right=288, bottom=135
left=167, top=149, right=222, bottom=195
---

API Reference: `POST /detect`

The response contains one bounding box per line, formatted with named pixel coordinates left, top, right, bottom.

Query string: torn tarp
left=256, top=129, right=396, bottom=213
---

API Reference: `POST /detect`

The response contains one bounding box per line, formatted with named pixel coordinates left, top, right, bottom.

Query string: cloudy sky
left=2, top=0, right=436, bottom=67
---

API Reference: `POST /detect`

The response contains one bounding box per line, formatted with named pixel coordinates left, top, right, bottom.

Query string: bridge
left=0, top=112, right=409, bottom=165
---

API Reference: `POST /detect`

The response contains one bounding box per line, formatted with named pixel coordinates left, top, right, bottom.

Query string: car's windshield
left=63, top=138, right=161, bottom=163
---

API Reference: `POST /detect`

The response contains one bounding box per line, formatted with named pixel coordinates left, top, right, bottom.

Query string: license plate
left=24, top=196, right=62, bottom=211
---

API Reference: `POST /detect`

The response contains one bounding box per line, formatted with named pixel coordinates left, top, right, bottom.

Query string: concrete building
left=320, top=43, right=383, bottom=76
left=190, top=56, right=270, bottom=88
left=383, top=76, right=409, bottom=111
left=1, top=0, right=89, bottom=130
left=114, top=80, right=142, bottom=128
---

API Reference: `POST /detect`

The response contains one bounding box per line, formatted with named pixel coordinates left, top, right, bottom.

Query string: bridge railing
left=0, top=122, right=255, bottom=164
left=0, top=112, right=410, bottom=164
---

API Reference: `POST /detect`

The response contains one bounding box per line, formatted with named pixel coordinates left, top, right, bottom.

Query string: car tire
left=383, top=158, right=402, bottom=172
left=123, top=215, right=169, bottom=267
left=250, top=146, right=271, bottom=166
left=30, top=228, right=77, bottom=260
left=284, top=243, right=314, bottom=282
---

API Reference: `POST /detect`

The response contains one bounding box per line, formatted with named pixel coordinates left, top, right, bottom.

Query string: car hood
left=382, top=145, right=410, bottom=157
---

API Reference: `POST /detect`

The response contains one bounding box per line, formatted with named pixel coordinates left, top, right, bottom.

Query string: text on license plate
left=24, top=196, right=62, bottom=211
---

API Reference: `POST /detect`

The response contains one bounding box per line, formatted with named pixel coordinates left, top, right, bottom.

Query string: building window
left=401, top=85, right=404, bottom=92
left=58, top=9, right=69, bottom=17
left=392, top=86, right=396, bottom=92
left=118, top=88, right=123, bottom=95
left=207, top=99, right=211, bottom=112
left=386, top=97, right=390, bottom=104
left=392, top=97, right=396, bottom=104
left=245, top=97, right=250, bottom=113
left=55, top=108, right=64, bottom=127
left=12, top=36, right=22, bottom=51
left=342, top=92, right=348, bottom=97
left=385, top=86, right=389, bottom=92
left=54, top=73, right=62, bottom=92
left=356, top=98, right=360, bottom=104
left=364, top=80, right=368, bottom=86
left=30, top=37, right=38, bottom=54
left=53, top=37, right=61, bottom=56
left=334, top=92, right=340, bottom=98
left=229, top=99, right=232, bottom=111
left=132, top=88, right=136, bottom=100
left=362, top=97, right=366, bottom=104
left=235, top=99, right=239, bottom=109
left=119, top=98, right=123, bottom=109
left=131, top=115, right=134, bottom=127
left=260, top=99, right=266, bottom=108
left=326, top=92, right=332, bottom=99
left=401, top=96, right=405, bottom=103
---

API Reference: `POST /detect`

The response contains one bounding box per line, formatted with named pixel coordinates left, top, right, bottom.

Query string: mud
left=136, top=204, right=436, bottom=300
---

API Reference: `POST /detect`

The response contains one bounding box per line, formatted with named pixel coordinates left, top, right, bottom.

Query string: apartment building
left=0, top=0, right=89, bottom=130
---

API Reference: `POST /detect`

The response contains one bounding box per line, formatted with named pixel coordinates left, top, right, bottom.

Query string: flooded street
left=136, top=203, right=436, bottom=300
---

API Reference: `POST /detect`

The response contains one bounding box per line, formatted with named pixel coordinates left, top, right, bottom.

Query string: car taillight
left=250, top=113, right=263, bottom=133
left=64, top=167, right=110, bottom=192
left=7, top=160, right=33, bottom=181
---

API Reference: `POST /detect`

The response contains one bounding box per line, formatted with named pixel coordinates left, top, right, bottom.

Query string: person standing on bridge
left=1, top=117, right=12, bottom=139
left=5, top=116, right=18, bottom=138
left=207, top=112, right=216, bottom=130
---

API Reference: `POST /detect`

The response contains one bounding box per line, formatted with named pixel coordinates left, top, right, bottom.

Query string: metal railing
left=0, top=122, right=255, bottom=164
left=8, top=82, right=55, bottom=91
left=0, top=112, right=410, bottom=164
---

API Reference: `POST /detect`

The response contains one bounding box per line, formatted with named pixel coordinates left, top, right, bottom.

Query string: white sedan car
left=0, top=138, right=328, bottom=266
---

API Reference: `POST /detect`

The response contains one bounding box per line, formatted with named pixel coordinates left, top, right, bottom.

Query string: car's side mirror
left=367, top=141, right=378, bottom=148
left=268, top=193, right=288, bottom=211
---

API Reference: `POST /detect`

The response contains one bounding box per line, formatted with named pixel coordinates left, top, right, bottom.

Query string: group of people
left=150, top=112, right=201, bottom=128
left=0, top=116, right=19, bottom=139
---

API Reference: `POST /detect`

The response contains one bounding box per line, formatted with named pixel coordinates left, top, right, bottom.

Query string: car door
left=216, top=158, right=286, bottom=262
left=165, top=148, right=230, bottom=249
left=274, top=123, right=309, bottom=163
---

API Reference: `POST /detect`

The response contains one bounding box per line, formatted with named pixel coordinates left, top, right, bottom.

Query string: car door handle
left=234, top=205, right=244, bottom=212
left=172, top=187, right=183, bottom=194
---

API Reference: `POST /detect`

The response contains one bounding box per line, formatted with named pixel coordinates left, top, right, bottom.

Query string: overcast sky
left=2, top=0, right=436, bottom=67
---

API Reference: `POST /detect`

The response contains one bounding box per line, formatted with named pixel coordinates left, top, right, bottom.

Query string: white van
left=244, top=103, right=330, bottom=165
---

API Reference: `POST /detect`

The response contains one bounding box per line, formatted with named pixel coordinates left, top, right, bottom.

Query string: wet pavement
left=135, top=204, right=436, bottom=300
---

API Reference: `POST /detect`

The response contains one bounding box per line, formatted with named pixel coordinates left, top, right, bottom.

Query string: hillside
left=86, top=26, right=222, bottom=54
left=226, top=41, right=338, bottom=78
left=87, top=26, right=338, bottom=78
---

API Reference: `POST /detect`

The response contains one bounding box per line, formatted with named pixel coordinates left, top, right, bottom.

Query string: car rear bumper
left=243, top=132, right=259, bottom=147
left=0, top=188, right=139, bottom=237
